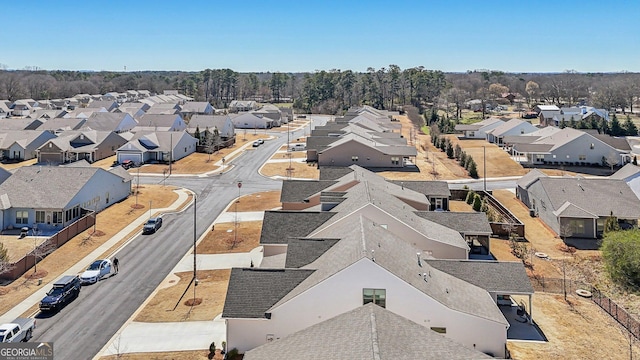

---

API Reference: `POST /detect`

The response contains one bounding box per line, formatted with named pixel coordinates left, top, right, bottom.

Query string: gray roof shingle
left=414, top=211, right=492, bottom=235
left=284, top=238, right=340, bottom=268
left=260, top=211, right=336, bottom=245
left=244, top=303, right=492, bottom=360
left=388, top=180, right=451, bottom=197
left=280, top=180, right=338, bottom=203
left=222, top=268, right=314, bottom=318
left=426, top=259, right=534, bottom=294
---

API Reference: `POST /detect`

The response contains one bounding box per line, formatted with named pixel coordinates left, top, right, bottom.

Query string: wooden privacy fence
left=1, top=213, right=95, bottom=280
left=450, top=189, right=525, bottom=238
left=532, top=276, right=640, bottom=340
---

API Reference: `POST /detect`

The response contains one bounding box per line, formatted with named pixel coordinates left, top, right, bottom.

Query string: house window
left=430, top=327, right=447, bottom=334
left=363, top=288, right=386, bottom=308
left=535, top=154, right=545, bottom=161
left=36, top=211, right=45, bottom=223
left=579, top=155, right=586, bottom=161
left=540, top=200, right=546, bottom=210
left=16, top=211, right=28, bottom=224
left=552, top=155, right=556, bottom=158
left=590, top=143, right=595, bottom=149
left=434, top=198, right=443, bottom=210
left=52, top=211, right=63, bottom=224
left=568, top=219, right=585, bottom=235
left=351, top=156, right=359, bottom=162
left=184, top=147, right=187, bottom=152
left=391, top=157, right=400, bottom=165
left=65, top=209, right=72, bottom=222
left=72, top=206, right=79, bottom=218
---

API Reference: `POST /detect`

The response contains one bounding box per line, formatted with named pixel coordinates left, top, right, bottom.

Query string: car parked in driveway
left=39, top=275, right=81, bottom=312
left=142, top=217, right=163, bottom=234
left=80, top=259, right=112, bottom=285
left=121, top=159, right=134, bottom=169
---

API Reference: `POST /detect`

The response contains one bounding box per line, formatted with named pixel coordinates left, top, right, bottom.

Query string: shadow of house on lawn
left=563, top=237, right=601, bottom=251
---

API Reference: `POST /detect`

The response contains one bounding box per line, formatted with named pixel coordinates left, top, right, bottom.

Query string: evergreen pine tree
left=194, top=126, right=201, bottom=142
left=446, top=141, right=454, bottom=159
left=624, top=115, right=638, bottom=136
left=610, top=114, right=624, bottom=136
left=468, top=159, right=479, bottom=178
left=459, top=152, right=467, bottom=167
left=472, top=193, right=482, bottom=211
left=454, top=144, right=462, bottom=160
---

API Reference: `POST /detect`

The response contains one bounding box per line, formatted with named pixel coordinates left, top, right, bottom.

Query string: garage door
left=117, top=153, right=142, bottom=164
left=40, top=152, right=63, bottom=164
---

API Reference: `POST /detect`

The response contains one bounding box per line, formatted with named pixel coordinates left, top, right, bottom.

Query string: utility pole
left=149, top=201, right=152, bottom=219
left=193, top=194, right=197, bottom=303
left=235, top=181, right=242, bottom=246
left=169, top=133, right=173, bottom=175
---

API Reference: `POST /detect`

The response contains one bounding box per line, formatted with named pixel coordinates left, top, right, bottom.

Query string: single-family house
left=512, top=127, right=627, bottom=166
left=180, top=101, right=215, bottom=120
left=230, top=112, right=274, bottom=129
left=225, top=213, right=528, bottom=357
left=113, top=102, right=150, bottom=119
left=85, top=100, right=118, bottom=112
left=0, top=130, right=57, bottom=161
left=486, top=119, right=538, bottom=146
left=263, top=166, right=468, bottom=259
left=115, top=131, right=197, bottom=164
left=0, top=165, right=131, bottom=232
left=187, top=115, right=236, bottom=144
left=454, top=118, right=505, bottom=139
left=37, top=130, right=127, bottom=164
left=83, top=112, right=137, bottom=133
left=37, top=118, right=87, bottom=134
left=610, top=163, right=640, bottom=201
left=516, top=170, right=640, bottom=239
left=10, top=100, right=34, bottom=117
left=134, top=114, right=187, bottom=132
left=0, top=118, right=45, bottom=131
left=242, top=303, right=493, bottom=360
left=315, top=133, right=417, bottom=168
left=146, top=103, right=181, bottom=115
left=251, top=104, right=282, bottom=125
left=229, top=100, right=258, bottom=112
left=0, top=102, right=10, bottom=119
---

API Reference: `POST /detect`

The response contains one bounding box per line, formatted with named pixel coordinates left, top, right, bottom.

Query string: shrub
left=472, top=194, right=482, bottom=212
left=209, top=342, right=216, bottom=354
left=601, top=229, right=640, bottom=290
left=226, top=348, right=240, bottom=360
left=459, top=152, right=467, bottom=167
left=465, top=190, right=475, bottom=205
left=446, top=142, right=454, bottom=159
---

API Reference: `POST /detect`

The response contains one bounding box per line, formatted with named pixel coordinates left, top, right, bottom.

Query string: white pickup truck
left=0, top=318, right=36, bottom=343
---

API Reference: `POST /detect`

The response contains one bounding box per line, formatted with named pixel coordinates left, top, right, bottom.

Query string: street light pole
left=193, top=194, right=197, bottom=302
left=483, top=146, right=487, bottom=192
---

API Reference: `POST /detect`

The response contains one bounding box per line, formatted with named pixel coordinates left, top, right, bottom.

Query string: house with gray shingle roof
left=133, top=114, right=186, bottom=132
left=0, top=130, right=57, bottom=161
left=224, top=214, right=513, bottom=357
left=513, top=127, right=627, bottom=166
left=229, top=100, right=258, bottom=112
left=516, top=170, right=640, bottom=239
left=485, top=118, right=537, bottom=146
left=85, top=100, right=118, bottom=112
left=37, top=130, right=127, bottom=164
left=115, top=130, right=197, bottom=165
left=180, top=102, right=215, bottom=120
left=243, top=303, right=493, bottom=360
left=0, top=101, right=9, bottom=119
left=187, top=115, right=235, bottom=140
left=83, top=112, right=137, bottom=133
left=0, top=165, right=131, bottom=232
left=454, top=117, right=504, bottom=139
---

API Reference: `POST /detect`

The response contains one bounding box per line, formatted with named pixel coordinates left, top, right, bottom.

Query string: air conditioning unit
left=529, top=209, right=536, bottom=217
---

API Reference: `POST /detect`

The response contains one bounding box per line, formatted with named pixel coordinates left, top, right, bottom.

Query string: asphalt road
left=30, top=127, right=294, bottom=360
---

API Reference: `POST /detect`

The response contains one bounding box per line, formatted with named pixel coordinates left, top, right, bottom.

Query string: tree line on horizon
left=1, top=67, right=639, bottom=116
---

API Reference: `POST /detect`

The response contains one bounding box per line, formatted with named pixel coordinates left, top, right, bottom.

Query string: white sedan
left=80, top=259, right=112, bottom=285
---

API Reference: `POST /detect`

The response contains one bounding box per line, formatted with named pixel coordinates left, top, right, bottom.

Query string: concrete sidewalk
left=215, top=211, right=265, bottom=223
left=0, top=188, right=192, bottom=324
left=102, top=317, right=226, bottom=356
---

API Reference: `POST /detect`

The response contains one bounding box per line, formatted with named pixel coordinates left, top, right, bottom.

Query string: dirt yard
left=508, top=293, right=640, bottom=360
left=0, top=159, right=37, bottom=171
left=233, top=190, right=281, bottom=212
left=134, top=270, right=230, bottom=323
left=260, top=161, right=319, bottom=179
left=445, top=135, right=528, bottom=178
left=0, top=185, right=181, bottom=315
left=196, top=221, right=261, bottom=254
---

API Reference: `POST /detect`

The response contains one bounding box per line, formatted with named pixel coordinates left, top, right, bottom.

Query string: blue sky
left=1, top=0, right=639, bottom=73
